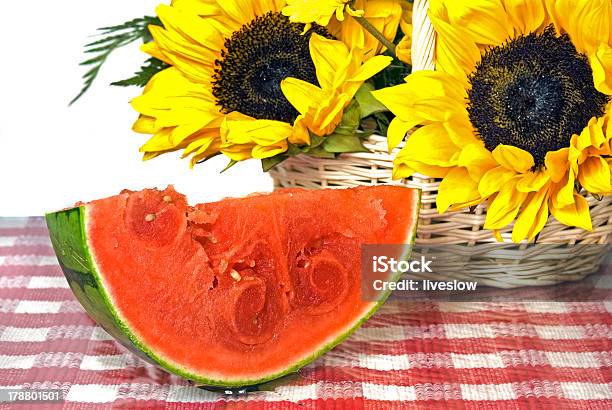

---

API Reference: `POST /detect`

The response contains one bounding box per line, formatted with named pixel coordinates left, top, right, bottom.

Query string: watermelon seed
left=230, top=269, right=242, bottom=282
left=145, top=213, right=156, bottom=222
left=209, top=276, right=218, bottom=290
left=249, top=260, right=256, bottom=268
left=163, top=195, right=173, bottom=203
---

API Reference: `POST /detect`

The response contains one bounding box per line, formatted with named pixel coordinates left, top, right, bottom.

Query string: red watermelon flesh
left=46, top=185, right=420, bottom=387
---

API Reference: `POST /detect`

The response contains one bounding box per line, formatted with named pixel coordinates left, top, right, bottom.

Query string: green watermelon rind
left=45, top=190, right=420, bottom=388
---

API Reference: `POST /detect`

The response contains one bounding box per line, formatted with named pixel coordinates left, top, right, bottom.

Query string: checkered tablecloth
left=0, top=217, right=611, bottom=409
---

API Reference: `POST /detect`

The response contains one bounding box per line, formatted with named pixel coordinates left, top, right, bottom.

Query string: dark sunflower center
left=467, top=26, right=610, bottom=168
left=212, top=12, right=332, bottom=124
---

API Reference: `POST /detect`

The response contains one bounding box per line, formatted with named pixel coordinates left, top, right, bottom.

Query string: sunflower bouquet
left=76, top=0, right=612, bottom=250
left=373, top=0, right=612, bottom=244
left=77, top=0, right=411, bottom=169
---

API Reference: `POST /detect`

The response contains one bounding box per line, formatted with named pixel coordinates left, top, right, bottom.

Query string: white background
left=0, top=0, right=272, bottom=216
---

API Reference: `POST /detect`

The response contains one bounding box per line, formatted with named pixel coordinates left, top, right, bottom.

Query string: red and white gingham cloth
left=0, top=216, right=610, bottom=409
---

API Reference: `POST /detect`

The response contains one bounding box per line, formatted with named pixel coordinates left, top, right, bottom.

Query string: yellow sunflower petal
left=484, top=178, right=528, bottom=230
left=393, top=129, right=455, bottom=179
left=372, top=71, right=466, bottom=116
left=392, top=158, right=417, bottom=180
left=574, top=0, right=610, bottom=53
left=370, top=84, right=415, bottom=121
left=544, top=148, right=570, bottom=183
left=169, top=123, right=207, bottom=146
left=443, top=0, right=513, bottom=46
left=182, top=131, right=219, bottom=157
left=458, top=142, right=498, bottom=181
left=551, top=171, right=577, bottom=209
left=444, top=116, right=480, bottom=147
left=289, top=115, right=311, bottom=145
left=511, top=184, right=550, bottom=242
left=428, top=16, right=481, bottom=84
left=281, top=77, right=325, bottom=115
left=351, top=55, right=393, bottom=82
left=130, top=68, right=220, bottom=130
left=479, top=166, right=516, bottom=198
left=503, top=0, right=547, bottom=35
left=133, top=115, right=159, bottom=134
left=251, top=141, right=289, bottom=159
left=590, top=43, right=612, bottom=95
left=221, top=143, right=256, bottom=161
left=221, top=116, right=292, bottom=146
left=402, top=123, right=461, bottom=168
left=371, top=73, right=468, bottom=135
left=386, top=118, right=415, bottom=152
left=153, top=5, right=223, bottom=63
left=140, top=128, right=174, bottom=152
left=214, top=0, right=259, bottom=26
left=436, top=168, right=481, bottom=213
left=143, top=152, right=162, bottom=161
left=492, top=229, right=504, bottom=242
left=396, top=34, right=411, bottom=64
left=307, top=92, right=351, bottom=136
left=141, top=42, right=172, bottom=65
left=579, top=156, right=612, bottom=194
left=576, top=117, right=606, bottom=151
left=550, top=0, right=612, bottom=53
left=492, top=145, right=535, bottom=173
left=392, top=154, right=450, bottom=179
left=516, top=170, right=551, bottom=192
left=189, top=138, right=222, bottom=168
left=309, top=34, right=350, bottom=90
left=550, top=193, right=593, bottom=231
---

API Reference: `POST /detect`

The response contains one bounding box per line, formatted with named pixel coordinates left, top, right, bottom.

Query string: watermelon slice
left=46, top=186, right=419, bottom=388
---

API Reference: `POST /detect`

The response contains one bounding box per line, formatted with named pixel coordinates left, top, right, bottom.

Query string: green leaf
left=286, top=143, right=310, bottom=156
left=307, top=146, right=337, bottom=159
left=309, top=133, right=325, bottom=148
left=341, top=99, right=361, bottom=130
left=373, top=111, right=391, bottom=137
left=220, top=159, right=238, bottom=173
left=261, top=155, right=289, bottom=171
left=71, top=16, right=162, bottom=105
left=323, top=99, right=361, bottom=140
left=355, top=83, right=388, bottom=118
left=112, top=57, right=169, bottom=87
left=322, top=134, right=369, bottom=153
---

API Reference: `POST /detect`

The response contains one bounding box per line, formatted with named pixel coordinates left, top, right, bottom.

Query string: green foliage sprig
left=111, top=57, right=169, bottom=87
left=71, top=16, right=165, bottom=105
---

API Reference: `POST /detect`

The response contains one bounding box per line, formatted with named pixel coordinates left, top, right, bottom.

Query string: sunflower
left=283, top=0, right=404, bottom=59
left=372, top=0, right=612, bottom=242
left=131, top=0, right=391, bottom=166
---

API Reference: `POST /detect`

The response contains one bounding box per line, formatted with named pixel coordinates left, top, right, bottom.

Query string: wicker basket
left=270, top=0, right=612, bottom=288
